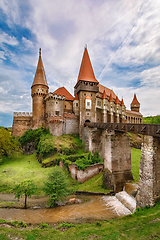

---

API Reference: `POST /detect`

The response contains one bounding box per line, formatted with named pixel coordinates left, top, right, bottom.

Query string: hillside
left=143, top=115, right=160, bottom=124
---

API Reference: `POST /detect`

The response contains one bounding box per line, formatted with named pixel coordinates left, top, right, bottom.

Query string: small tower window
left=76, top=103, right=78, bottom=107
left=55, top=111, right=59, bottom=116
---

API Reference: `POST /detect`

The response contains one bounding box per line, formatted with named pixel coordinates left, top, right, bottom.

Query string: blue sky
left=0, top=0, right=160, bottom=127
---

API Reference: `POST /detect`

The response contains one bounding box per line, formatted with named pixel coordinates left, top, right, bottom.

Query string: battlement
left=13, top=112, right=33, bottom=117
left=44, top=93, right=65, bottom=101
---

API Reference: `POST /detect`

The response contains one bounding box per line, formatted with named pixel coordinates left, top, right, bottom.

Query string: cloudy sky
left=0, top=0, right=160, bottom=127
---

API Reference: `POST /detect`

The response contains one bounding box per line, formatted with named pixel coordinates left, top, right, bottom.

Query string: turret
left=131, top=94, right=140, bottom=112
left=108, top=92, right=114, bottom=123
left=31, top=48, right=49, bottom=128
left=120, top=98, right=126, bottom=123
left=114, top=96, right=120, bottom=123
left=73, top=94, right=79, bottom=115
left=102, top=90, right=108, bottom=123
left=74, top=46, right=99, bottom=137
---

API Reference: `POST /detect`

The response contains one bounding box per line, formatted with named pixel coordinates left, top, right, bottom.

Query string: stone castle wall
left=12, top=113, right=32, bottom=137
left=69, top=163, right=104, bottom=183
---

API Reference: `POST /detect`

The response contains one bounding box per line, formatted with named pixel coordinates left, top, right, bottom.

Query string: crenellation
left=14, top=112, right=33, bottom=117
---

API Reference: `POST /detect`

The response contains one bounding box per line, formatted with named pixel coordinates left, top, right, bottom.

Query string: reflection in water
left=0, top=196, right=132, bottom=224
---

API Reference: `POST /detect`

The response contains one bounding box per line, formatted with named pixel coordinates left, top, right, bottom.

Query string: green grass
left=1, top=202, right=160, bottom=239
left=0, top=154, right=110, bottom=195
left=0, top=146, right=141, bottom=195
left=131, top=147, right=141, bottom=183
left=0, top=154, right=53, bottom=195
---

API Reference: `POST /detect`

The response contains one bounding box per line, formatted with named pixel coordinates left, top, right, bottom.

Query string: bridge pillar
left=103, top=131, right=133, bottom=192
left=136, top=136, right=160, bottom=207
left=83, top=126, right=133, bottom=192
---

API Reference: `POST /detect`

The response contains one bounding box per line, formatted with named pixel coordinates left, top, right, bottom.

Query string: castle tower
left=120, top=98, right=126, bottom=123
left=74, top=46, right=99, bottom=138
left=131, top=94, right=140, bottom=112
left=73, top=93, right=79, bottom=115
left=102, top=90, right=108, bottom=123
left=31, top=48, right=49, bottom=128
left=108, top=92, right=114, bottom=123
left=114, top=96, right=120, bottom=123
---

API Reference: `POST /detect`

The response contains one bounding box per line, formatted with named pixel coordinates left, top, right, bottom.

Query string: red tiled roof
left=98, top=84, right=116, bottom=99
left=109, top=92, right=113, bottom=102
left=77, top=47, right=99, bottom=84
left=32, top=48, right=48, bottom=88
left=115, top=96, right=120, bottom=104
left=131, top=94, right=140, bottom=105
left=74, top=93, right=79, bottom=100
left=126, top=110, right=142, bottom=116
left=53, top=87, right=74, bottom=101
left=120, top=98, right=125, bottom=106
left=63, top=113, right=78, bottom=119
left=102, top=90, right=107, bottom=99
left=86, top=96, right=91, bottom=99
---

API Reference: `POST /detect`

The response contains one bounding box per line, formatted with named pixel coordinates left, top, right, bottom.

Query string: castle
left=12, top=47, right=143, bottom=138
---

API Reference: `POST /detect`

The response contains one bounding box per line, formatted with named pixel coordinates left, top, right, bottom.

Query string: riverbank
left=0, top=201, right=160, bottom=240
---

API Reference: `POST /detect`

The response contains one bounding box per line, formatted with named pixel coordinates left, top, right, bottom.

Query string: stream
left=0, top=194, right=133, bottom=224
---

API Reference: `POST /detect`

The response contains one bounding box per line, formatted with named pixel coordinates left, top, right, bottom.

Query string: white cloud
left=0, top=32, right=19, bottom=46
left=0, top=0, right=160, bottom=126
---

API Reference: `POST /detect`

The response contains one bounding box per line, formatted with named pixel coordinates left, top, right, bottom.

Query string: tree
left=0, top=127, right=21, bottom=158
left=14, top=180, right=37, bottom=209
left=43, top=166, right=69, bottom=207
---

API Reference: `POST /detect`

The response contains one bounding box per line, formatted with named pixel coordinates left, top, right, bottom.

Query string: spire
left=131, top=94, right=140, bottom=106
left=74, top=93, right=79, bottom=100
left=77, top=47, right=99, bottom=83
left=120, top=98, right=125, bottom=106
left=115, top=95, right=119, bottom=104
left=109, top=92, right=113, bottom=102
left=102, top=90, right=107, bottom=99
left=31, top=48, right=48, bottom=88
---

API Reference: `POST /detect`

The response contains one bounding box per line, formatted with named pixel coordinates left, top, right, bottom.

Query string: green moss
left=131, top=147, right=141, bottom=182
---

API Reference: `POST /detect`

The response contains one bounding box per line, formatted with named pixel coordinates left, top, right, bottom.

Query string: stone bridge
left=83, top=122, right=160, bottom=207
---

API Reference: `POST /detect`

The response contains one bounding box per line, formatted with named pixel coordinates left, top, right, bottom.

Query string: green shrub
left=0, top=128, right=21, bottom=158
left=19, top=127, right=50, bottom=147
left=36, top=134, right=56, bottom=159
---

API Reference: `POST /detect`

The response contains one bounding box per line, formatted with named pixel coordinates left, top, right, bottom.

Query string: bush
left=36, top=134, right=56, bottom=159
left=19, top=127, right=50, bottom=147
left=0, top=128, right=21, bottom=158
left=74, top=151, right=102, bottom=171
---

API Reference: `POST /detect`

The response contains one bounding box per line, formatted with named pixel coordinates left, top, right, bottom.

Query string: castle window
left=84, top=93, right=86, bottom=96
left=37, top=89, right=39, bottom=91
left=91, top=94, right=92, bottom=97
left=76, top=103, right=78, bottom=107
left=42, top=89, right=44, bottom=92
left=65, top=105, right=66, bottom=108
left=87, top=113, right=89, bottom=115
left=87, top=102, right=90, bottom=106
left=56, top=102, right=58, bottom=104
left=55, top=111, right=59, bottom=116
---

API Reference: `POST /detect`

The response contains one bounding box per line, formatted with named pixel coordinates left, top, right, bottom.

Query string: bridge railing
left=84, top=122, right=160, bottom=138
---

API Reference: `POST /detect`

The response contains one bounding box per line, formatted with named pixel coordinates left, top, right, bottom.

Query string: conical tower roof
left=77, top=47, right=99, bottom=84
left=109, top=92, right=113, bottom=102
left=131, top=94, right=140, bottom=106
left=32, top=48, right=48, bottom=88
left=115, top=95, right=120, bottom=104
left=120, top=98, right=125, bottom=106
left=102, top=90, right=107, bottom=99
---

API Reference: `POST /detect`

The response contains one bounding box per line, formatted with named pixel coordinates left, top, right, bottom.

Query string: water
left=0, top=195, right=133, bottom=224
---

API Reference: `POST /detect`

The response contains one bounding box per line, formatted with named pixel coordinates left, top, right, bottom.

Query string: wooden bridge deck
left=84, top=122, right=160, bottom=138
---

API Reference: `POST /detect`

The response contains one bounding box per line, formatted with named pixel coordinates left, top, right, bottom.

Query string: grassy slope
left=0, top=154, right=53, bottom=195
left=0, top=147, right=141, bottom=194
left=1, top=202, right=160, bottom=239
